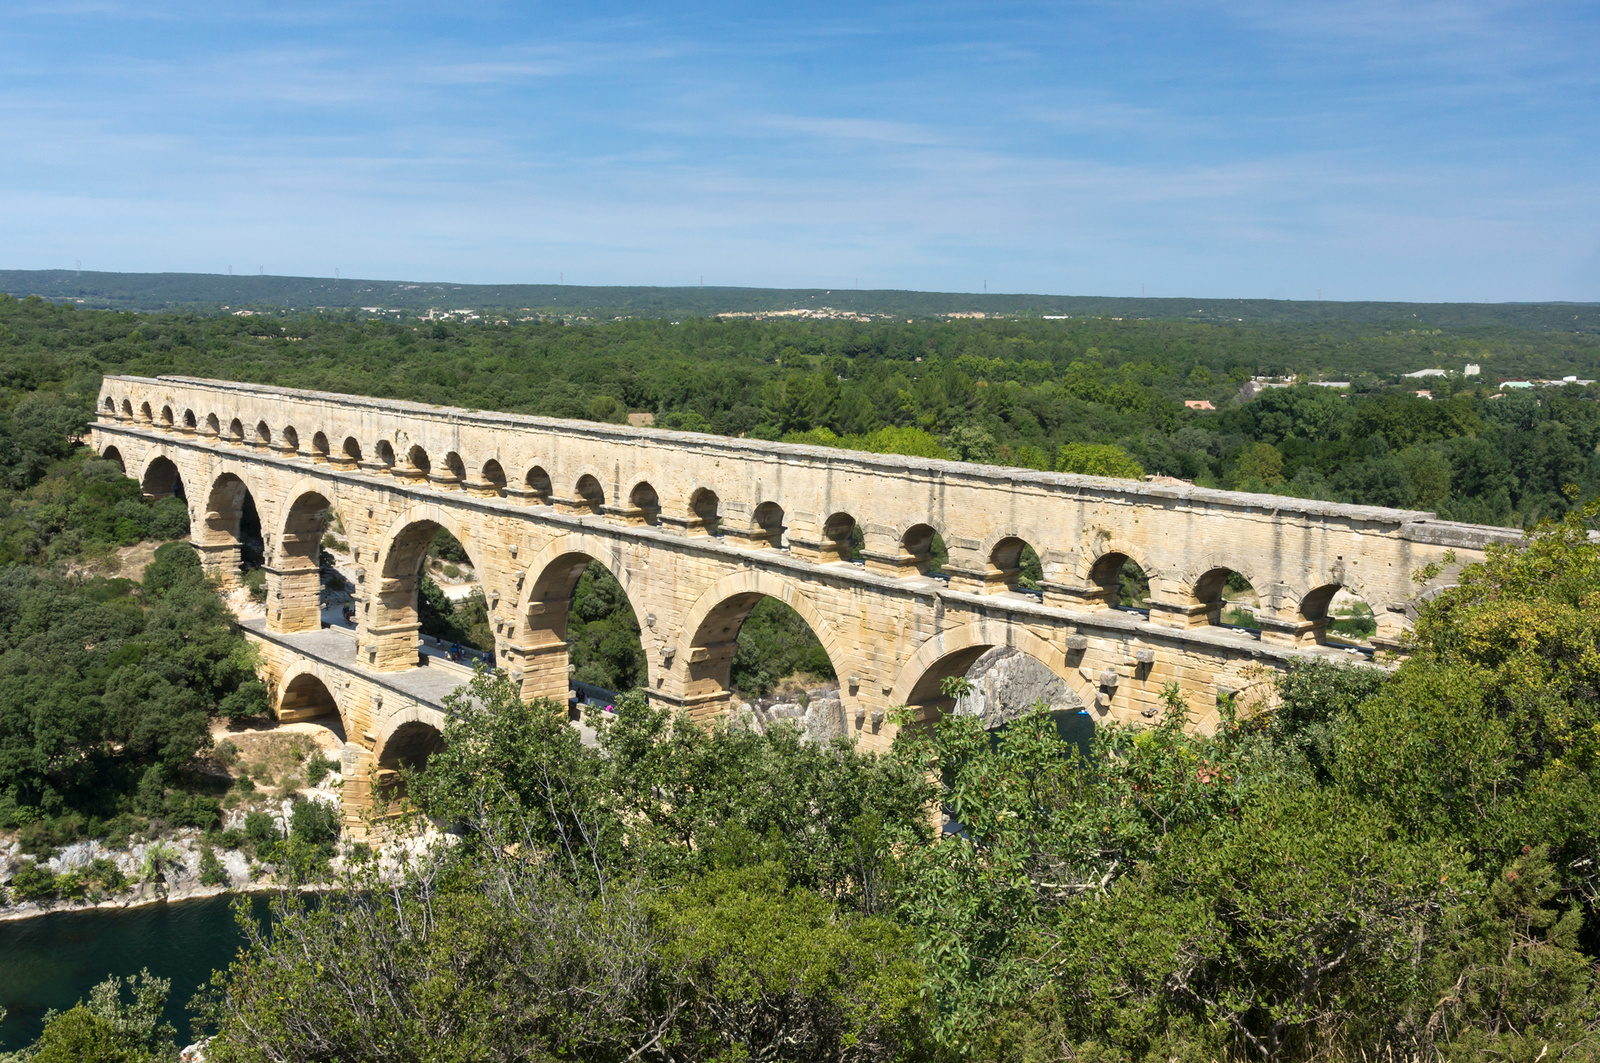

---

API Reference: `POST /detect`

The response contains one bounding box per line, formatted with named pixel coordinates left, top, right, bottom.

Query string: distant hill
left=2, top=269, right=1597, bottom=332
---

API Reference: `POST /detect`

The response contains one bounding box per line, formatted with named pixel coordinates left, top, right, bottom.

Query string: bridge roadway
left=91, top=374, right=1523, bottom=822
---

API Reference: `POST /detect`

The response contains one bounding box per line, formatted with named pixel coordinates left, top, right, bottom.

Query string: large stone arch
left=365, top=502, right=489, bottom=671
left=197, top=462, right=272, bottom=588
left=888, top=619, right=1094, bottom=720
left=672, top=569, right=854, bottom=720
left=511, top=531, right=653, bottom=703
left=135, top=446, right=186, bottom=501
left=268, top=479, right=353, bottom=634
left=373, top=703, right=449, bottom=767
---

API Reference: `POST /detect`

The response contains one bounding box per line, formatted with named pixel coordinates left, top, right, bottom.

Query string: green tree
left=1055, top=442, right=1144, bottom=479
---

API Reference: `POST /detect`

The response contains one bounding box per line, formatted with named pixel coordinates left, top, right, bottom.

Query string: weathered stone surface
left=954, top=647, right=1085, bottom=730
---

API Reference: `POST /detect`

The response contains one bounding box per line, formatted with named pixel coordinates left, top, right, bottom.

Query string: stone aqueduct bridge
left=93, top=375, right=1517, bottom=820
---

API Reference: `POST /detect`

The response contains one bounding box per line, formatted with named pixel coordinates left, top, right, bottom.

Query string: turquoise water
left=0, top=895, right=271, bottom=1052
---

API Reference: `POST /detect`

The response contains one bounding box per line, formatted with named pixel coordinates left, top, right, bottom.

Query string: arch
left=375, top=439, right=396, bottom=472
left=100, top=444, right=125, bottom=472
left=310, top=431, right=331, bottom=462
left=627, top=480, right=661, bottom=525
left=102, top=396, right=116, bottom=416
left=688, top=488, right=720, bottom=536
left=375, top=708, right=447, bottom=772
left=1300, top=582, right=1382, bottom=648
left=182, top=409, right=197, bottom=432
left=159, top=405, right=174, bottom=429
left=280, top=425, right=300, bottom=453
left=340, top=436, right=363, bottom=468
left=900, top=523, right=939, bottom=576
left=752, top=501, right=786, bottom=549
left=404, top=445, right=431, bottom=482
left=275, top=668, right=346, bottom=736
left=139, top=401, right=153, bottom=424
left=140, top=454, right=184, bottom=501
left=522, top=465, right=552, bottom=505
left=1085, top=548, right=1153, bottom=611
left=440, top=451, right=465, bottom=488
left=119, top=398, right=133, bottom=420
left=983, top=536, right=1043, bottom=594
left=205, top=413, right=220, bottom=437
left=1191, top=566, right=1262, bottom=631
left=271, top=488, right=343, bottom=634
left=889, top=619, right=1095, bottom=718
left=574, top=473, right=605, bottom=516
left=675, top=569, right=851, bottom=720
left=254, top=420, right=272, bottom=449
left=479, top=459, right=507, bottom=496
left=365, top=504, right=487, bottom=672
left=820, top=511, right=856, bottom=564
left=515, top=532, right=653, bottom=703
left=198, top=469, right=265, bottom=586
left=227, top=418, right=245, bottom=444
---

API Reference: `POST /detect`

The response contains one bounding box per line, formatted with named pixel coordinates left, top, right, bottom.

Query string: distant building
left=1308, top=381, right=1350, bottom=388
left=1404, top=368, right=1447, bottom=378
left=1464, top=363, right=1481, bottom=376
left=1501, top=380, right=1534, bottom=389
left=1184, top=400, right=1215, bottom=410
left=1415, top=390, right=1433, bottom=400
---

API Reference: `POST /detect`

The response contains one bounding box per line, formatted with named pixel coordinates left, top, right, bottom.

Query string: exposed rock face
left=738, top=686, right=849, bottom=744
left=953, top=647, right=1084, bottom=730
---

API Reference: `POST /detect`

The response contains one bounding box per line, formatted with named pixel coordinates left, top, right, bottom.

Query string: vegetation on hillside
left=7, top=292, right=1600, bottom=527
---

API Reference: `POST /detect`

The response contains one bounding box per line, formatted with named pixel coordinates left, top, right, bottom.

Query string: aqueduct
left=92, top=375, right=1520, bottom=827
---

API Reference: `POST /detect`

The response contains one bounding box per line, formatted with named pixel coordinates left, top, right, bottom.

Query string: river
left=0, top=895, right=271, bottom=1052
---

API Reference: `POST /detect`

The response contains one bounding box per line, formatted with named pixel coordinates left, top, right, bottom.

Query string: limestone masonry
left=91, top=375, right=1521, bottom=829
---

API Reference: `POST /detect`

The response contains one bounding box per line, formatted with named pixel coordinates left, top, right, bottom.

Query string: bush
left=199, top=845, right=228, bottom=887
left=244, top=811, right=281, bottom=847
left=441, top=563, right=461, bottom=579
left=11, top=860, right=59, bottom=901
left=290, top=799, right=340, bottom=846
left=305, top=754, right=338, bottom=786
left=243, top=567, right=267, bottom=602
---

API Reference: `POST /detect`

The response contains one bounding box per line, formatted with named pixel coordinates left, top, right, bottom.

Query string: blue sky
left=1, top=1, right=1596, bottom=301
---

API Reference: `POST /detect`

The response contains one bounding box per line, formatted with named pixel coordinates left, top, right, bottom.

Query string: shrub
left=442, top=563, right=461, bottom=579
left=243, top=567, right=267, bottom=602
left=305, top=754, right=338, bottom=786
left=199, top=845, right=228, bottom=887
left=245, top=811, right=281, bottom=847
left=11, top=860, right=59, bottom=901
left=214, top=739, right=241, bottom=767
left=290, top=799, right=340, bottom=846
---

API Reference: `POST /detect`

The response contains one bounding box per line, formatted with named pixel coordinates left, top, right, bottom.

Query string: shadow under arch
left=271, top=481, right=352, bottom=634
left=100, top=444, right=125, bottom=473
left=674, top=570, right=850, bottom=722
left=138, top=452, right=185, bottom=501
left=373, top=704, right=449, bottom=803
left=365, top=504, right=487, bottom=672
left=888, top=619, right=1095, bottom=725
left=514, top=532, right=652, bottom=705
